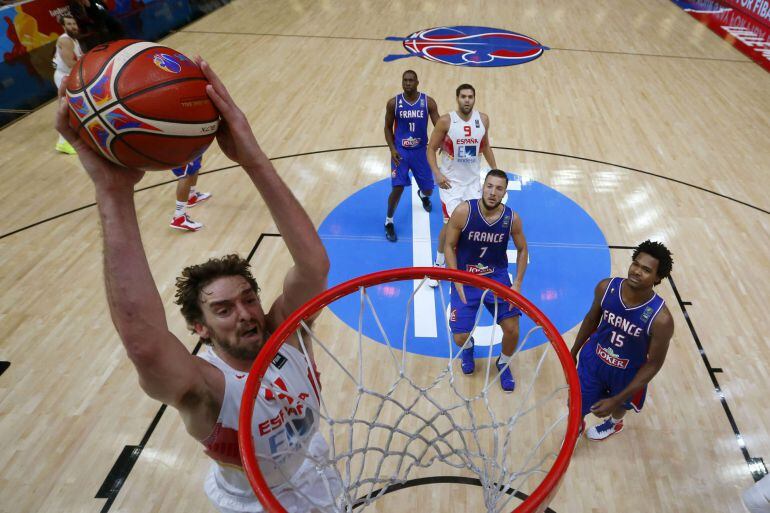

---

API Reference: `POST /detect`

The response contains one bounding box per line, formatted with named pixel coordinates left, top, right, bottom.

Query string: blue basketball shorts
left=172, top=156, right=203, bottom=178
left=577, top=342, right=647, bottom=417
left=391, top=147, right=434, bottom=191
left=449, top=277, right=521, bottom=334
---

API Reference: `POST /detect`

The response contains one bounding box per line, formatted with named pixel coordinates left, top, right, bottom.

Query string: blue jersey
left=456, top=199, right=513, bottom=284
left=393, top=93, right=429, bottom=150
left=586, top=277, right=666, bottom=372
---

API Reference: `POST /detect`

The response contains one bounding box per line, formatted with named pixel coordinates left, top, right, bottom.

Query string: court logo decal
left=384, top=26, right=549, bottom=67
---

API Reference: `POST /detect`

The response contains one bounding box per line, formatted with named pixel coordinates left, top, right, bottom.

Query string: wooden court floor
left=0, top=0, right=768, bottom=512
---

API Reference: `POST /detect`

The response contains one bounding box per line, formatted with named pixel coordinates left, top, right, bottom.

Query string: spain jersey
left=456, top=199, right=513, bottom=285
left=440, top=110, right=486, bottom=186
left=584, top=277, right=666, bottom=372
left=393, top=92, right=429, bottom=150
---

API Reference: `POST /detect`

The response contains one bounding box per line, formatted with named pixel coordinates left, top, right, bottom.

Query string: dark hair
left=456, top=83, right=475, bottom=97
left=57, top=14, right=75, bottom=25
left=174, top=254, right=260, bottom=339
left=485, top=168, right=509, bottom=185
left=633, top=240, right=673, bottom=280
left=403, top=70, right=417, bottom=79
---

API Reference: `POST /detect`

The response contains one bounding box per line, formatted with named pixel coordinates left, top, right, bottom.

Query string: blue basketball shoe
left=460, top=338, right=475, bottom=374
left=496, top=357, right=515, bottom=392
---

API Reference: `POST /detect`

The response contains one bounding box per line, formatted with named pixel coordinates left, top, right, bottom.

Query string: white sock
left=385, top=216, right=394, bottom=225
left=435, top=252, right=445, bottom=266
left=188, top=186, right=197, bottom=199
left=498, top=353, right=511, bottom=365
left=174, top=201, right=186, bottom=218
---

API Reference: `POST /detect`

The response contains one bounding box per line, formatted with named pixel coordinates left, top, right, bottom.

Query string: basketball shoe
left=586, top=417, right=624, bottom=441
left=418, top=191, right=432, bottom=212
left=187, top=191, right=211, bottom=207
left=427, top=262, right=443, bottom=287
left=55, top=140, right=76, bottom=155
left=460, top=338, right=475, bottom=374
left=385, top=222, right=397, bottom=242
left=170, top=213, right=203, bottom=232
left=496, top=357, right=515, bottom=392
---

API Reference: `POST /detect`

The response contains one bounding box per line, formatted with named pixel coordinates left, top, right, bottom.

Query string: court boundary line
left=608, top=245, right=767, bottom=481
left=1, top=144, right=766, bottom=241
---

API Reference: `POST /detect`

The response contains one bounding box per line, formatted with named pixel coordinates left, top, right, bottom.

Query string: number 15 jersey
left=585, top=277, right=666, bottom=372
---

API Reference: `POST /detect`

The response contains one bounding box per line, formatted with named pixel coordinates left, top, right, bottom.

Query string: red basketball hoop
left=239, top=267, right=581, bottom=513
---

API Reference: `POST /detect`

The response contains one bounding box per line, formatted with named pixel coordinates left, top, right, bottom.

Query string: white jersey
left=439, top=110, right=486, bottom=186
left=52, top=33, right=83, bottom=75
left=198, top=345, right=337, bottom=513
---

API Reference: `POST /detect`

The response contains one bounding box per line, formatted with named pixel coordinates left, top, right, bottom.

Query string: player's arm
left=509, top=213, right=527, bottom=292
left=426, top=114, right=451, bottom=189
left=444, top=201, right=469, bottom=303
left=200, top=60, right=330, bottom=345
left=59, top=37, right=78, bottom=69
left=590, top=307, right=674, bottom=417
left=384, top=97, right=401, bottom=166
left=479, top=113, right=497, bottom=169
left=427, top=96, right=439, bottom=126
left=54, top=96, right=215, bottom=426
left=569, top=278, right=611, bottom=363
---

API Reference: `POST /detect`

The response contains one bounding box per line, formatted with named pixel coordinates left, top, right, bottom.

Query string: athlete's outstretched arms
left=479, top=113, right=497, bottom=169
left=55, top=93, right=216, bottom=439
left=570, top=279, right=611, bottom=363
left=589, top=307, right=674, bottom=417
left=426, top=114, right=451, bottom=189
left=444, top=201, right=471, bottom=304
left=199, top=60, right=329, bottom=329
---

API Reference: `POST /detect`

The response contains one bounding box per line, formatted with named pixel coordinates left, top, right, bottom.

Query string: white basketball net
left=255, top=277, right=571, bottom=513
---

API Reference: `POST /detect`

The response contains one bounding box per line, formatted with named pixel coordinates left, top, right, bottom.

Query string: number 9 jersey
left=440, top=110, right=486, bottom=186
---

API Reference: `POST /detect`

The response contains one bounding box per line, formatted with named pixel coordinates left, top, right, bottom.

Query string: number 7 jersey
left=587, top=277, right=666, bottom=372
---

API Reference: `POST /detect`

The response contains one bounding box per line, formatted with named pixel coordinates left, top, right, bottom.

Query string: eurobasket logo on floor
left=318, top=173, right=610, bottom=358
left=383, top=26, right=549, bottom=67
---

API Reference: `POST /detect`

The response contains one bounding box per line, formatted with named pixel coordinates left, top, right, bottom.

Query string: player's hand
left=436, top=173, right=451, bottom=189
left=454, top=282, right=467, bottom=304
left=590, top=397, right=621, bottom=418
left=390, top=148, right=401, bottom=167
left=55, top=85, right=144, bottom=191
left=198, top=58, right=265, bottom=170
left=512, top=279, right=522, bottom=293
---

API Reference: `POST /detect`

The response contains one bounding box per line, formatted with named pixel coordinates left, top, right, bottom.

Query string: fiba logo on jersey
left=384, top=26, right=549, bottom=67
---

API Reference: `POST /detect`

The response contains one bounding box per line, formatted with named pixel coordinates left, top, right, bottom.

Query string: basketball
left=65, top=40, right=219, bottom=171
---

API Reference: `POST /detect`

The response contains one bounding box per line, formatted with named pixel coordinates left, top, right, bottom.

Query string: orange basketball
left=65, top=40, right=219, bottom=171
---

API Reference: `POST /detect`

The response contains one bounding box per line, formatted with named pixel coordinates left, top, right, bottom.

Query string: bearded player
left=444, top=169, right=528, bottom=392
left=426, top=83, right=497, bottom=286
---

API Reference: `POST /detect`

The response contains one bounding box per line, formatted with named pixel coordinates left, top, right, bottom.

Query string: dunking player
left=426, top=84, right=497, bottom=284
left=170, top=155, right=212, bottom=232
left=384, top=70, right=439, bottom=242
left=570, top=241, right=674, bottom=440
left=444, top=170, right=528, bottom=392
left=56, top=60, right=339, bottom=511
left=52, top=15, right=83, bottom=155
